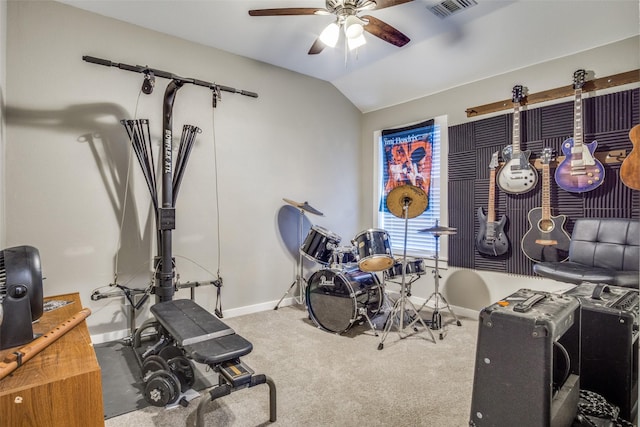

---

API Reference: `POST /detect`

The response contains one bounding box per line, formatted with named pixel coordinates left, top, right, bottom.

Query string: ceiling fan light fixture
left=344, top=15, right=364, bottom=39
left=347, top=33, right=366, bottom=50
left=319, top=22, right=340, bottom=47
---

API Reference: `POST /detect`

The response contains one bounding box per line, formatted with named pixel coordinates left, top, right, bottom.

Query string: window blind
left=377, top=120, right=441, bottom=259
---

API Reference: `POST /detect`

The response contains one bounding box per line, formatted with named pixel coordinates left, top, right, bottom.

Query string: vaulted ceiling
left=57, top=0, right=639, bottom=112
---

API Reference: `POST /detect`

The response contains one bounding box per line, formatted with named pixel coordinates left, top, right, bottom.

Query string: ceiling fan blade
left=371, top=0, right=414, bottom=11
left=249, top=8, right=327, bottom=16
left=362, top=15, right=410, bottom=47
left=308, top=38, right=326, bottom=55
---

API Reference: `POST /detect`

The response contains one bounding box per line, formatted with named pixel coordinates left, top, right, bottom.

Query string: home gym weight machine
left=83, top=56, right=276, bottom=424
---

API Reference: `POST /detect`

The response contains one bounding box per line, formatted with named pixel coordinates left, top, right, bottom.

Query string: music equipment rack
left=466, top=68, right=639, bottom=117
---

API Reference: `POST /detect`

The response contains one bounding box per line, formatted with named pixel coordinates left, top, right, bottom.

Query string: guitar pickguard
left=521, top=208, right=570, bottom=262
left=555, top=138, right=605, bottom=193
left=497, top=151, right=538, bottom=194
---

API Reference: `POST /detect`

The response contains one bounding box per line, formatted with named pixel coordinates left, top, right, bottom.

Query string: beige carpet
left=105, top=302, right=478, bottom=427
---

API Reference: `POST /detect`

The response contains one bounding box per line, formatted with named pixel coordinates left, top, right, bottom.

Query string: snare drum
left=306, top=268, right=382, bottom=334
left=384, top=258, right=426, bottom=280
left=353, top=229, right=394, bottom=272
left=300, top=225, right=341, bottom=265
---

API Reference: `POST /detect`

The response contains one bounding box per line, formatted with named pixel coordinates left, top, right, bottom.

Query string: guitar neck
left=542, top=163, right=551, bottom=220
left=512, top=103, right=521, bottom=155
left=488, top=168, right=496, bottom=223
left=573, top=88, right=583, bottom=148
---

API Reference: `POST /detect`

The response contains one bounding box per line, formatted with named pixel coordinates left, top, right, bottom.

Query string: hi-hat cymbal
left=283, top=198, right=324, bottom=216
left=418, top=225, right=457, bottom=235
left=386, top=185, right=428, bottom=219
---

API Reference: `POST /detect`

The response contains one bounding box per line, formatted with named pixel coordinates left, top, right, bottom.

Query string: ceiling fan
left=248, top=0, right=412, bottom=54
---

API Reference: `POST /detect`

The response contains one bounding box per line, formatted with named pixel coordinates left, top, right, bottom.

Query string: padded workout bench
left=149, top=299, right=276, bottom=426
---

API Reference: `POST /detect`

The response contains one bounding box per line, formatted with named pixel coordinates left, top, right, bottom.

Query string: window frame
left=372, top=115, right=449, bottom=264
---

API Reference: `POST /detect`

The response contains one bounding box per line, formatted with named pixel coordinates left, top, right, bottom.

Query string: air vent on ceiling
left=428, top=0, right=477, bottom=18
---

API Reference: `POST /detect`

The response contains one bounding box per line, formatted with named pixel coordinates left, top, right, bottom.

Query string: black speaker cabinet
left=469, top=289, right=581, bottom=427
left=565, top=283, right=639, bottom=422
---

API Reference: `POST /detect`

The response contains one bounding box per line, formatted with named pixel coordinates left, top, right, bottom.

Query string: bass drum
left=306, top=268, right=382, bottom=334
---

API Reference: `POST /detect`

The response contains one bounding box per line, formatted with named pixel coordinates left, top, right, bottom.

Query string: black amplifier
left=565, top=283, right=639, bottom=422
left=470, top=289, right=581, bottom=427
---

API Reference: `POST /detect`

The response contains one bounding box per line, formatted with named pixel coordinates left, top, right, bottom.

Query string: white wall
left=6, top=1, right=362, bottom=340
left=361, top=36, right=640, bottom=310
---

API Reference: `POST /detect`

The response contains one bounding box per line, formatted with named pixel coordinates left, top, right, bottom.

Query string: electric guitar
left=476, top=151, right=509, bottom=256
left=521, top=148, right=571, bottom=262
left=620, top=124, right=640, bottom=191
left=555, top=69, right=605, bottom=193
left=497, top=85, right=538, bottom=194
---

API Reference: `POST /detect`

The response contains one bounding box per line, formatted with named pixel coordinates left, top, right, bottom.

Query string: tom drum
left=353, top=229, right=394, bottom=272
left=384, top=258, right=426, bottom=280
left=300, top=225, right=341, bottom=265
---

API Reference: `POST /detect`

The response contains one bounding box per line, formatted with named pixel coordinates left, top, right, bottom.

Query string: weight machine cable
left=113, top=89, right=144, bottom=287
left=211, top=106, right=224, bottom=317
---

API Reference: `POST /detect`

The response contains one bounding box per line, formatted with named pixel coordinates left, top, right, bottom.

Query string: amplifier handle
left=591, top=283, right=610, bottom=300
left=513, top=293, right=546, bottom=313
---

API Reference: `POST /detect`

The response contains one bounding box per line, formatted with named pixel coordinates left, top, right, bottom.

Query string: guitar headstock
left=489, top=151, right=499, bottom=170
left=540, top=147, right=554, bottom=165
left=573, top=69, right=586, bottom=90
left=512, top=85, right=524, bottom=104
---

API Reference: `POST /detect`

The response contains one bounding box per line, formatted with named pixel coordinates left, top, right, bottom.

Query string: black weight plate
left=168, top=356, right=196, bottom=389
left=158, top=345, right=183, bottom=361
left=142, top=355, right=170, bottom=378
left=144, top=370, right=175, bottom=407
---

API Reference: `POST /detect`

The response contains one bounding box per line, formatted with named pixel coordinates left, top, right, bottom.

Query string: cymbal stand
left=378, top=200, right=435, bottom=350
left=274, top=208, right=307, bottom=309
left=418, top=231, right=462, bottom=340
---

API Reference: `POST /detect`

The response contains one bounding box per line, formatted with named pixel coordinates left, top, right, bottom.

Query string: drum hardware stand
left=384, top=271, right=422, bottom=296
left=378, top=185, right=435, bottom=350
left=417, top=221, right=462, bottom=340
left=357, top=305, right=380, bottom=337
left=329, top=245, right=356, bottom=270
left=275, top=198, right=324, bottom=310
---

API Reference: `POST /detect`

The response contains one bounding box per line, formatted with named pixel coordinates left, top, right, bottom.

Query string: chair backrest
left=569, top=218, right=639, bottom=271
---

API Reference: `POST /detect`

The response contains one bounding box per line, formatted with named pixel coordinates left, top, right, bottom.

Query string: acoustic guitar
left=497, top=85, right=538, bottom=194
left=555, top=69, right=605, bottom=193
left=476, top=151, right=509, bottom=256
left=621, top=124, right=640, bottom=190
left=521, top=148, right=571, bottom=263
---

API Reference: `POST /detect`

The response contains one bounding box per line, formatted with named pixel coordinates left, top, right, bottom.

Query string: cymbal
left=283, top=198, right=324, bottom=216
left=418, top=225, right=457, bottom=235
left=386, top=185, right=428, bottom=219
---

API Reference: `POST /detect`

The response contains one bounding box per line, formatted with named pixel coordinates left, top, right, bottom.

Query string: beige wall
left=5, top=1, right=639, bottom=340
left=361, top=36, right=640, bottom=309
left=0, top=0, right=6, bottom=247
left=6, top=0, right=361, bottom=340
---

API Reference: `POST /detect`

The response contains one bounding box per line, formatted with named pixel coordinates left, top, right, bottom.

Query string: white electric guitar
left=497, top=85, right=538, bottom=194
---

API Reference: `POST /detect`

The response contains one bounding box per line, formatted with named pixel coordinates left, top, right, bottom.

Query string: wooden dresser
left=0, top=293, right=103, bottom=427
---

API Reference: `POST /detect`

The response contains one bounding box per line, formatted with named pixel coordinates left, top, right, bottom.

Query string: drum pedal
left=219, top=358, right=254, bottom=388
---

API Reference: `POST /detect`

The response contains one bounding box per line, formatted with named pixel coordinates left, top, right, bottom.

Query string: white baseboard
left=90, top=296, right=477, bottom=344
left=90, top=296, right=299, bottom=344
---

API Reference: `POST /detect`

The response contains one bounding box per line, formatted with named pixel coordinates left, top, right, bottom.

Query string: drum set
left=279, top=190, right=460, bottom=346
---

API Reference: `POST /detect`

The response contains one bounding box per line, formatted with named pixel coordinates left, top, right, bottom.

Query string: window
left=374, top=116, right=446, bottom=261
